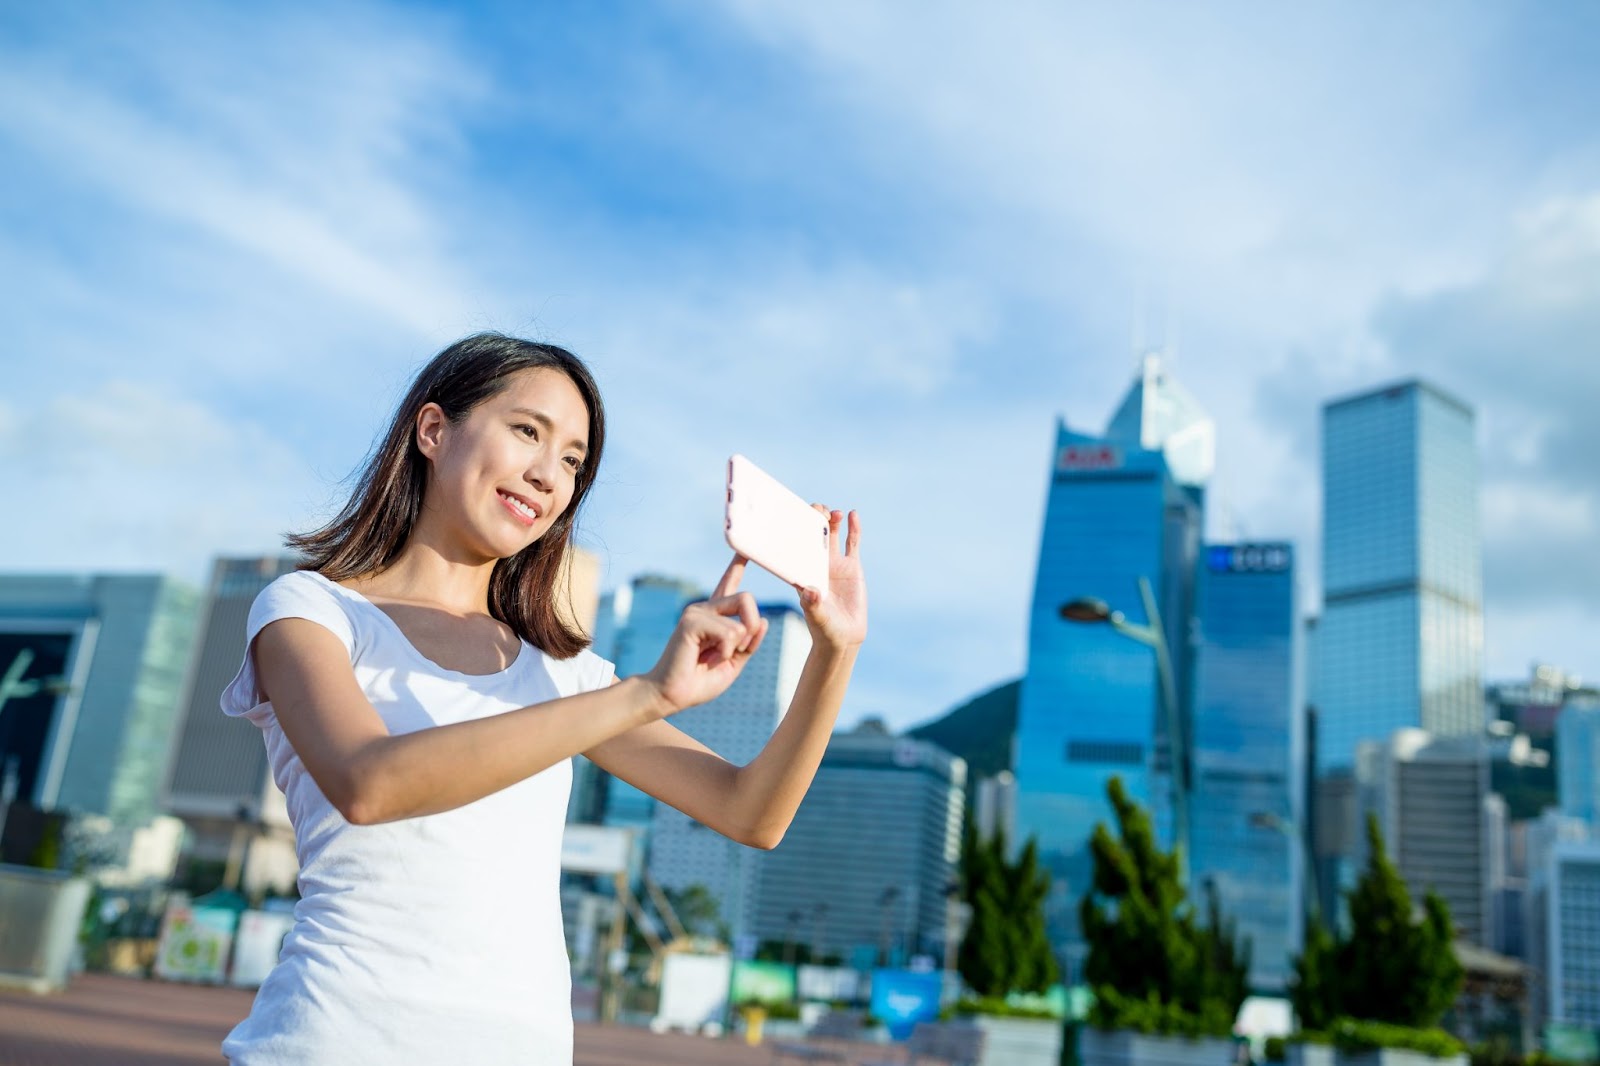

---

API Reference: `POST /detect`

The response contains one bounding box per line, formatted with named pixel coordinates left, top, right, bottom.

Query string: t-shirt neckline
left=303, top=570, right=527, bottom=680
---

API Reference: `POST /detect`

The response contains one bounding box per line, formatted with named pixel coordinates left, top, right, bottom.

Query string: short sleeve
left=220, top=571, right=358, bottom=725
left=542, top=647, right=617, bottom=700
left=580, top=649, right=618, bottom=693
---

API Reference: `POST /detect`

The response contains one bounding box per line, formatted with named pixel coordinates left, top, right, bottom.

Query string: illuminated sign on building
left=1206, top=544, right=1292, bottom=574
left=1056, top=444, right=1123, bottom=472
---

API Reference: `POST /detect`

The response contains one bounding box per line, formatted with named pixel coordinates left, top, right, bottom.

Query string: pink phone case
left=725, top=455, right=830, bottom=595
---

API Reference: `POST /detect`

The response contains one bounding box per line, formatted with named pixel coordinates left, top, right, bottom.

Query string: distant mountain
left=906, top=678, right=1020, bottom=781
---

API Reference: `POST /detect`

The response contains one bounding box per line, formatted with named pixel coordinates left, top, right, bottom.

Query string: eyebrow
left=510, top=408, right=589, bottom=453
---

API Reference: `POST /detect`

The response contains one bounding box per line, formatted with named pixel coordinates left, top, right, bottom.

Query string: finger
left=708, top=589, right=760, bottom=632
left=738, top=616, right=770, bottom=658
left=829, top=509, right=844, bottom=555
left=796, top=585, right=825, bottom=608
left=845, top=510, right=861, bottom=557
left=695, top=615, right=748, bottom=666
left=712, top=554, right=748, bottom=600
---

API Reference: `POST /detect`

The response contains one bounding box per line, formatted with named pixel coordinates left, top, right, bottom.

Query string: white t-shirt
left=219, top=569, right=616, bottom=1066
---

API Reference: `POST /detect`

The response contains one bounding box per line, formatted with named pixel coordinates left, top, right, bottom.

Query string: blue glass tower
left=600, top=574, right=704, bottom=832
left=1189, top=543, right=1302, bottom=992
left=1014, top=354, right=1209, bottom=972
left=1318, top=381, right=1482, bottom=774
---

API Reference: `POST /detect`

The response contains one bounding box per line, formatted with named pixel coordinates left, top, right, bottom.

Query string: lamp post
left=1249, top=810, right=1320, bottom=923
left=877, top=886, right=901, bottom=967
left=1060, top=575, right=1189, bottom=884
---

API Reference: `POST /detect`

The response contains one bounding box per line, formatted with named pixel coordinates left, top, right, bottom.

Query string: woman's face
left=418, top=367, right=591, bottom=560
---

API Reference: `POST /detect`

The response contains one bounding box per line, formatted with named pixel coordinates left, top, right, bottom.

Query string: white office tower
left=1356, top=728, right=1496, bottom=946
left=745, top=723, right=966, bottom=967
left=646, top=605, right=810, bottom=940
left=1531, top=835, right=1600, bottom=1039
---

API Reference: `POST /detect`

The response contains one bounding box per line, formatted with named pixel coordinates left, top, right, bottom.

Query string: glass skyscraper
left=1189, top=543, right=1302, bottom=991
left=599, top=574, right=704, bottom=833
left=1014, top=354, right=1209, bottom=972
left=1318, top=381, right=1483, bottom=774
left=1558, top=697, right=1600, bottom=827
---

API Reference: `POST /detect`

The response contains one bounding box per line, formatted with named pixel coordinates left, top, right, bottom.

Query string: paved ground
left=0, top=972, right=876, bottom=1065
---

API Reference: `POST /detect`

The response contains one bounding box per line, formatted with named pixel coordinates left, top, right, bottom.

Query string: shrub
left=1326, top=1017, right=1464, bottom=1059
left=948, top=996, right=1060, bottom=1021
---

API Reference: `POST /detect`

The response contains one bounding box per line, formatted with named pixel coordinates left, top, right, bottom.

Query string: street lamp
left=1060, top=575, right=1189, bottom=884
left=877, top=886, right=901, bottom=967
left=1249, top=810, right=1320, bottom=922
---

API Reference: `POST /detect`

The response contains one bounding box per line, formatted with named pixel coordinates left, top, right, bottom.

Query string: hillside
left=906, top=677, right=1020, bottom=780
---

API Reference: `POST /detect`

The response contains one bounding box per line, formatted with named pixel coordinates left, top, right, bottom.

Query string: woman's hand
left=642, top=559, right=769, bottom=716
left=797, top=507, right=866, bottom=652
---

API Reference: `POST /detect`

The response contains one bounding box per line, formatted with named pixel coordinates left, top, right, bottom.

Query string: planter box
left=969, top=1015, right=1064, bottom=1066
left=1078, top=1027, right=1236, bottom=1066
left=1287, top=1044, right=1335, bottom=1066
left=0, top=865, right=92, bottom=994
left=1338, top=1052, right=1466, bottom=1066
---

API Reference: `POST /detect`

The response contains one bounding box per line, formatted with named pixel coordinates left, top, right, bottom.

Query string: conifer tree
left=1080, top=776, right=1250, bottom=1034
left=1289, top=813, right=1464, bottom=1031
left=957, top=819, right=1059, bottom=997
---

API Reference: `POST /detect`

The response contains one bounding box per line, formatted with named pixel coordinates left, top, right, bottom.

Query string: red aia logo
left=1057, top=444, right=1122, bottom=471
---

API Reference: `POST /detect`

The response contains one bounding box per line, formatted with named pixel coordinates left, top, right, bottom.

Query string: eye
left=564, top=455, right=584, bottom=472
left=514, top=423, right=538, bottom=439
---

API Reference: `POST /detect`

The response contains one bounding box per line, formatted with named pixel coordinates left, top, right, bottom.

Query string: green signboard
left=730, top=960, right=797, bottom=1006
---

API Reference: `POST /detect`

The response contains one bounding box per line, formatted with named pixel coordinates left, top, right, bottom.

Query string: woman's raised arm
left=257, top=588, right=767, bottom=826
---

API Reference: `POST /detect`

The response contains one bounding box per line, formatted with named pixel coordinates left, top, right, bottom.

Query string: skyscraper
left=598, top=574, right=705, bottom=833
left=1558, top=696, right=1600, bottom=826
left=1014, top=353, right=1209, bottom=971
left=1188, top=542, right=1302, bottom=991
left=1356, top=729, right=1497, bottom=946
left=745, top=722, right=965, bottom=966
left=1318, top=380, right=1483, bottom=774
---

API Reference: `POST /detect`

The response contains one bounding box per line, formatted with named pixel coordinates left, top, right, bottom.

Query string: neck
left=357, top=534, right=501, bottom=616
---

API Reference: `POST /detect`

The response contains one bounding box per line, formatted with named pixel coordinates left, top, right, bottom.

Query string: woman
left=219, top=333, right=866, bottom=1065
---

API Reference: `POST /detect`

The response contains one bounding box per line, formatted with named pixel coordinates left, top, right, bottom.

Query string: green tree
left=1289, top=911, right=1341, bottom=1031
left=957, top=818, right=1059, bottom=997
left=1291, top=814, right=1465, bottom=1031
left=1079, top=776, right=1250, bottom=1036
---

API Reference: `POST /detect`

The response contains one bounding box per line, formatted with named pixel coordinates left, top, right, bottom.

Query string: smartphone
left=725, top=454, right=830, bottom=595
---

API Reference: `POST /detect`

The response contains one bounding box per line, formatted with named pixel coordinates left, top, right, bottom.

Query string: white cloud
left=0, top=381, right=322, bottom=581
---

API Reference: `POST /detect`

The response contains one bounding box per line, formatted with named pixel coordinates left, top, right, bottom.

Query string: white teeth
left=502, top=492, right=537, bottom=519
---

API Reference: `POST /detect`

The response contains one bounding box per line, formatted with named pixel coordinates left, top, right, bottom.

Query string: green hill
left=906, top=677, right=1020, bottom=780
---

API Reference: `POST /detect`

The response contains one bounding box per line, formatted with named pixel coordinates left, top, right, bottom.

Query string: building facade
left=647, top=605, right=810, bottom=938
left=0, top=573, right=198, bottom=830
left=1014, top=354, right=1209, bottom=972
left=1318, top=380, right=1483, bottom=774
left=1357, top=729, right=1497, bottom=946
left=163, top=556, right=302, bottom=888
left=598, top=574, right=706, bottom=834
left=1188, top=542, right=1302, bottom=991
left=745, top=723, right=965, bottom=966
left=1558, top=697, right=1600, bottom=826
left=1536, top=838, right=1600, bottom=1037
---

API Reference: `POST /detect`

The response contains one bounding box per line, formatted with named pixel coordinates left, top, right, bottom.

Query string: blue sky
left=3, top=1, right=1599, bottom=729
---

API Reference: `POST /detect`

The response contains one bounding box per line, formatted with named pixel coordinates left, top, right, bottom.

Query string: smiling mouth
left=497, top=490, right=542, bottom=525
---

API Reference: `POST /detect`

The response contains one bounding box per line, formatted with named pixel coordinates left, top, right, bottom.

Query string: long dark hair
left=289, top=332, right=606, bottom=659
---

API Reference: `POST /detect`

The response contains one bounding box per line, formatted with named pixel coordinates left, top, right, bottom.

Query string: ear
left=415, top=403, right=447, bottom=460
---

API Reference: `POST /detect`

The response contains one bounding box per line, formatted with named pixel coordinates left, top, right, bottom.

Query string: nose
left=524, top=447, right=560, bottom=492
